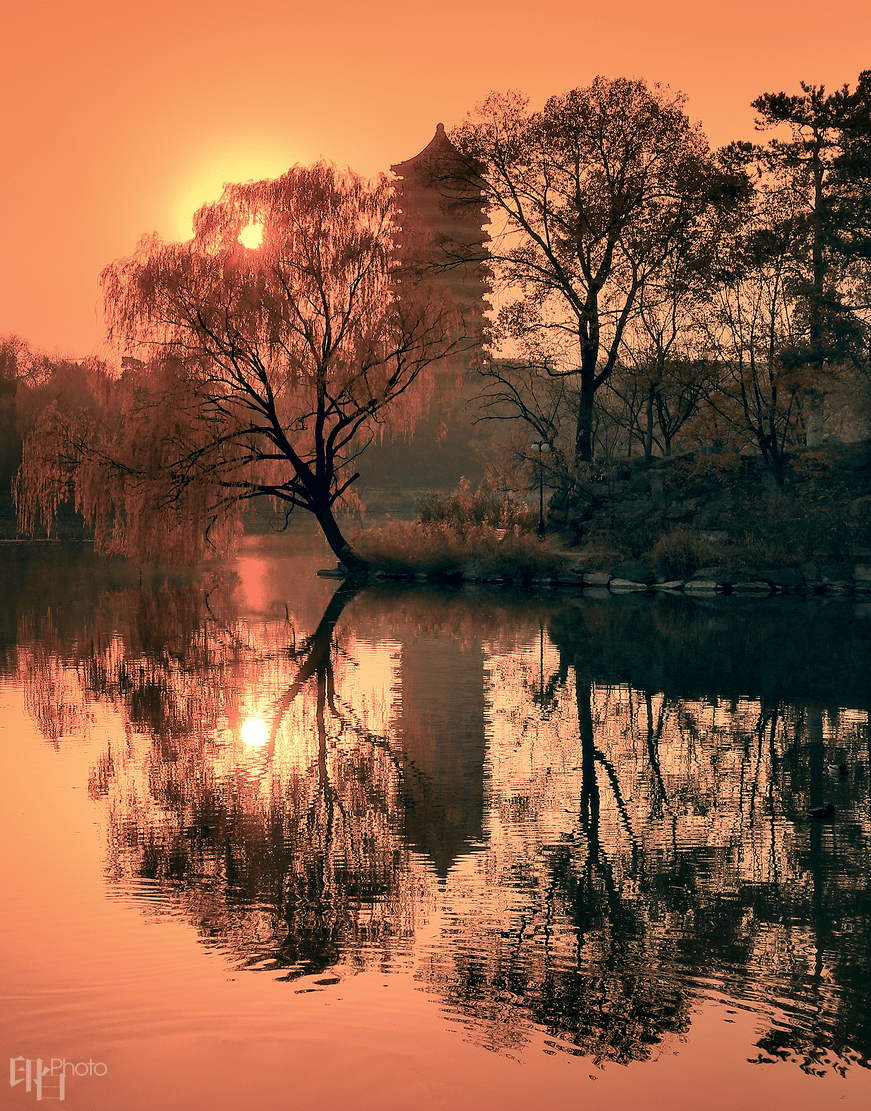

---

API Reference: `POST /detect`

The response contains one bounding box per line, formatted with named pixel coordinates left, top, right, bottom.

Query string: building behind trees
left=349, top=125, right=495, bottom=509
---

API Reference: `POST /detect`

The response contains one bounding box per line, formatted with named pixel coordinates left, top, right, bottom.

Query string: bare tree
left=446, top=78, right=738, bottom=464
left=694, top=185, right=812, bottom=484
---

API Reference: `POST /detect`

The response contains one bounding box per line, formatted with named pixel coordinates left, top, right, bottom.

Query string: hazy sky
left=2, top=0, right=869, bottom=357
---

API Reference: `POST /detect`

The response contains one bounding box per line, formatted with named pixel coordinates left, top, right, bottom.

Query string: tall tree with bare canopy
left=448, top=78, right=742, bottom=464
left=15, top=164, right=461, bottom=569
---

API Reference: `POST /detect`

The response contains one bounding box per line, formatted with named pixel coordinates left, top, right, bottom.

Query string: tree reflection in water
left=5, top=544, right=871, bottom=1074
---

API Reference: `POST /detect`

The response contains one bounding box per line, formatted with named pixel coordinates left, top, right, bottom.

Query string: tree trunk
left=575, top=670, right=600, bottom=839
left=575, top=375, right=596, bottom=465
left=810, top=153, right=826, bottom=376
left=268, top=580, right=361, bottom=754
left=644, top=384, right=655, bottom=463
left=312, top=501, right=370, bottom=573
left=759, top=431, right=786, bottom=487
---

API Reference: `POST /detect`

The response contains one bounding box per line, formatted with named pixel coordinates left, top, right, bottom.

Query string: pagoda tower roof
left=390, top=123, right=456, bottom=177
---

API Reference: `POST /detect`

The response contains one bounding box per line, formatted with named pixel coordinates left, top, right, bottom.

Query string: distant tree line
left=4, top=72, right=871, bottom=566
left=0, top=335, right=113, bottom=504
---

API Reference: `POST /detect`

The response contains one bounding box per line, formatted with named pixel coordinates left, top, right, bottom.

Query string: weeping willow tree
left=15, top=163, right=462, bottom=569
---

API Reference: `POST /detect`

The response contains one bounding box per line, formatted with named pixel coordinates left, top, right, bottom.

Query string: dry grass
left=416, top=479, right=538, bottom=533
left=353, top=520, right=568, bottom=581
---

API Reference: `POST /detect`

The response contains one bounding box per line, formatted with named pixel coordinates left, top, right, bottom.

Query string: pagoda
left=391, top=123, right=490, bottom=359
left=349, top=127, right=493, bottom=498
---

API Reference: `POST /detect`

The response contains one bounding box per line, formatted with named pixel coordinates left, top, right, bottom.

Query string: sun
left=241, top=716, right=269, bottom=746
left=239, top=221, right=264, bottom=250
left=169, top=140, right=294, bottom=241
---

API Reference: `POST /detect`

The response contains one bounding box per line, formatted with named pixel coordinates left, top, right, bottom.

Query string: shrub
left=579, top=513, right=668, bottom=561
left=648, top=528, right=718, bottom=579
left=728, top=492, right=855, bottom=564
left=668, top=450, right=743, bottom=484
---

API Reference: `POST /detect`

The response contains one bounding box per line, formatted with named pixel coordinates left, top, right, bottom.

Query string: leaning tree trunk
left=268, top=578, right=362, bottom=753
left=312, top=500, right=370, bottom=573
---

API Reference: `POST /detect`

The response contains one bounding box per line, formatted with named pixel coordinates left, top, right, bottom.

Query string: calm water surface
left=2, top=535, right=870, bottom=1111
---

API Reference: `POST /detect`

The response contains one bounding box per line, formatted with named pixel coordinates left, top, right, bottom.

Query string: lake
left=2, top=534, right=870, bottom=1110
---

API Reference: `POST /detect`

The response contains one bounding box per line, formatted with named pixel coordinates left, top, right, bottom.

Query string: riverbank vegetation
left=353, top=519, right=565, bottom=581
left=346, top=478, right=560, bottom=580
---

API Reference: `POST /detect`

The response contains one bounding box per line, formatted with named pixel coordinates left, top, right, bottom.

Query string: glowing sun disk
left=241, top=716, right=269, bottom=746
left=239, top=222, right=264, bottom=249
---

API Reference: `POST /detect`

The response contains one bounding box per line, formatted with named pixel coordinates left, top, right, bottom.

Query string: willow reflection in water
left=6, top=541, right=871, bottom=1088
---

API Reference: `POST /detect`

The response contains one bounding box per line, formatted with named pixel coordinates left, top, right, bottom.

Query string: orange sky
left=2, top=0, right=869, bottom=358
